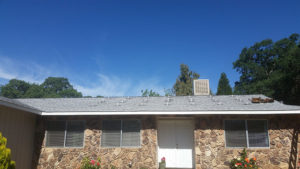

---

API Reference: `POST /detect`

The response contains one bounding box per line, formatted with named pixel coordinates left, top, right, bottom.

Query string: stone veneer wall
left=33, top=116, right=158, bottom=169
left=32, top=114, right=300, bottom=169
left=194, top=115, right=300, bottom=169
left=298, top=127, right=300, bottom=169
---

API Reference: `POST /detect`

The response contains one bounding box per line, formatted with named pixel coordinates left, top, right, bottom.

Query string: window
left=46, top=121, right=85, bottom=148
left=225, top=120, right=269, bottom=148
left=101, top=120, right=141, bottom=147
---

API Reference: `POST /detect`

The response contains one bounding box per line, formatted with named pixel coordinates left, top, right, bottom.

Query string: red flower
left=161, top=157, right=166, bottom=161
left=253, top=157, right=256, bottom=161
left=97, top=162, right=100, bottom=166
left=245, top=158, right=250, bottom=163
left=90, top=160, right=95, bottom=165
left=244, top=164, right=247, bottom=167
left=236, top=163, right=242, bottom=166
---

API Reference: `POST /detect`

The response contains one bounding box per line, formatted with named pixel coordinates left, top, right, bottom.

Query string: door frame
left=156, top=117, right=195, bottom=169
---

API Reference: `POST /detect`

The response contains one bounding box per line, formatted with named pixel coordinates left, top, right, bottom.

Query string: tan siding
left=0, top=106, right=36, bottom=169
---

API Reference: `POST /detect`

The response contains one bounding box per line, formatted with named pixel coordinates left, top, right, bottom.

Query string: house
left=1, top=94, right=300, bottom=169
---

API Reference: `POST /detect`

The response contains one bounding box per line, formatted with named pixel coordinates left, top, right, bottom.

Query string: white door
left=158, top=120, right=194, bottom=168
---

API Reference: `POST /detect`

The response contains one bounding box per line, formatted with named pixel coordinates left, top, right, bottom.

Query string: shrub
left=80, top=157, right=116, bottom=169
left=0, top=132, right=16, bottom=169
left=80, top=157, right=101, bottom=169
left=230, top=148, right=258, bottom=169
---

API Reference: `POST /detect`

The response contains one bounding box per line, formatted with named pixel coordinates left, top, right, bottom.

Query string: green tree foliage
left=216, top=72, right=232, bottom=95
left=23, top=84, right=45, bottom=98
left=141, top=89, right=160, bottom=96
left=0, top=132, right=16, bottom=169
left=0, top=77, right=82, bottom=98
left=0, top=79, right=31, bottom=98
left=164, top=88, right=175, bottom=96
left=173, top=64, right=200, bottom=96
left=41, top=77, right=82, bottom=98
left=233, top=33, right=300, bottom=105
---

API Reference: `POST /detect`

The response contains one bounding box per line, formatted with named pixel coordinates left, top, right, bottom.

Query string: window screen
left=46, top=121, right=66, bottom=147
left=122, top=120, right=141, bottom=147
left=46, top=120, right=85, bottom=147
left=65, top=121, right=85, bottom=147
left=102, top=120, right=121, bottom=147
left=225, top=120, right=247, bottom=147
left=247, top=120, right=269, bottom=147
left=224, top=120, right=269, bottom=148
left=101, top=120, right=141, bottom=147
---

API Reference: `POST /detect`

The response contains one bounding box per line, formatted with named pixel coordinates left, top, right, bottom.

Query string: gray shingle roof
left=0, top=96, right=41, bottom=113
left=15, top=95, right=300, bottom=113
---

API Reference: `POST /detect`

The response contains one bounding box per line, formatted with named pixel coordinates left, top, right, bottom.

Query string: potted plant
left=159, top=157, right=166, bottom=169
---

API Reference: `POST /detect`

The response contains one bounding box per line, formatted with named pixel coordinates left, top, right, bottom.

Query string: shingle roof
left=0, top=96, right=41, bottom=114
left=15, top=95, right=300, bottom=113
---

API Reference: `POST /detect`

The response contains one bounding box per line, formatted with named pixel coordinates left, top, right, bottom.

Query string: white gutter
left=41, top=110, right=300, bottom=116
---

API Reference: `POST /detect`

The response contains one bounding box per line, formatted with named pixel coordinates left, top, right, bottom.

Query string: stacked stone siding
left=33, top=116, right=157, bottom=169
left=33, top=115, right=299, bottom=169
left=194, top=115, right=300, bottom=169
left=298, top=129, right=300, bottom=169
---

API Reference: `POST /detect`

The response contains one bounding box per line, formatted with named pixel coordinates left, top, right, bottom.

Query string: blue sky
left=0, top=0, right=299, bottom=96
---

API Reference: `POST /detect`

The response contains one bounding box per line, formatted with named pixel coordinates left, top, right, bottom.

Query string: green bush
left=0, top=132, right=16, bottom=169
left=80, top=157, right=116, bottom=169
left=230, top=148, right=258, bottom=169
left=80, top=157, right=101, bottom=169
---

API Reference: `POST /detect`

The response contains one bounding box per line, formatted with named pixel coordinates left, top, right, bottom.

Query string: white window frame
left=45, top=120, right=85, bottom=148
left=101, top=119, right=141, bottom=148
left=224, top=119, right=270, bottom=149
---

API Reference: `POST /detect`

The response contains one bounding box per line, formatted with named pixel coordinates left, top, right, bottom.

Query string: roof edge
left=41, top=110, right=300, bottom=116
left=0, top=98, right=41, bottom=115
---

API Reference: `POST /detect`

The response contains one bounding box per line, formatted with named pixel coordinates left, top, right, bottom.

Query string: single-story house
left=0, top=95, right=300, bottom=169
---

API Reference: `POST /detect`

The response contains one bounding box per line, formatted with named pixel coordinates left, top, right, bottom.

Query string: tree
left=0, top=132, right=16, bottom=169
left=164, top=88, right=175, bottom=96
left=83, top=96, right=93, bottom=98
left=173, top=64, right=200, bottom=96
left=141, top=89, right=160, bottom=96
left=23, top=84, right=45, bottom=98
left=0, top=79, right=31, bottom=98
left=0, top=77, right=83, bottom=98
left=216, top=73, right=232, bottom=95
left=41, top=77, right=82, bottom=98
left=233, top=33, right=300, bottom=105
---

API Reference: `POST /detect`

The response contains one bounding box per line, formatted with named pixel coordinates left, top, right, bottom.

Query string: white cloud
left=74, top=74, right=167, bottom=97
left=0, top=56, right=53, bottom=83
left=130, top=78, right=166, bottom=96
left=0, top=56, right=169, bottom=96
left=74, top=74, right=132, bottom=96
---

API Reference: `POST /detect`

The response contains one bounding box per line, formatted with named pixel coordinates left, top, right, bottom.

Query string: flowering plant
left=80, top=157, right=101, bottom=169
left=159, top=157, right=166, bottom=169
left=80, top=157, right=116, bottom=169
left=230, top=148, right=258, bottom=169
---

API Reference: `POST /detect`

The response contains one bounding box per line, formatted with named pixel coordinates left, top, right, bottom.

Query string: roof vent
left=193, top=79, right=210, bottom=96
